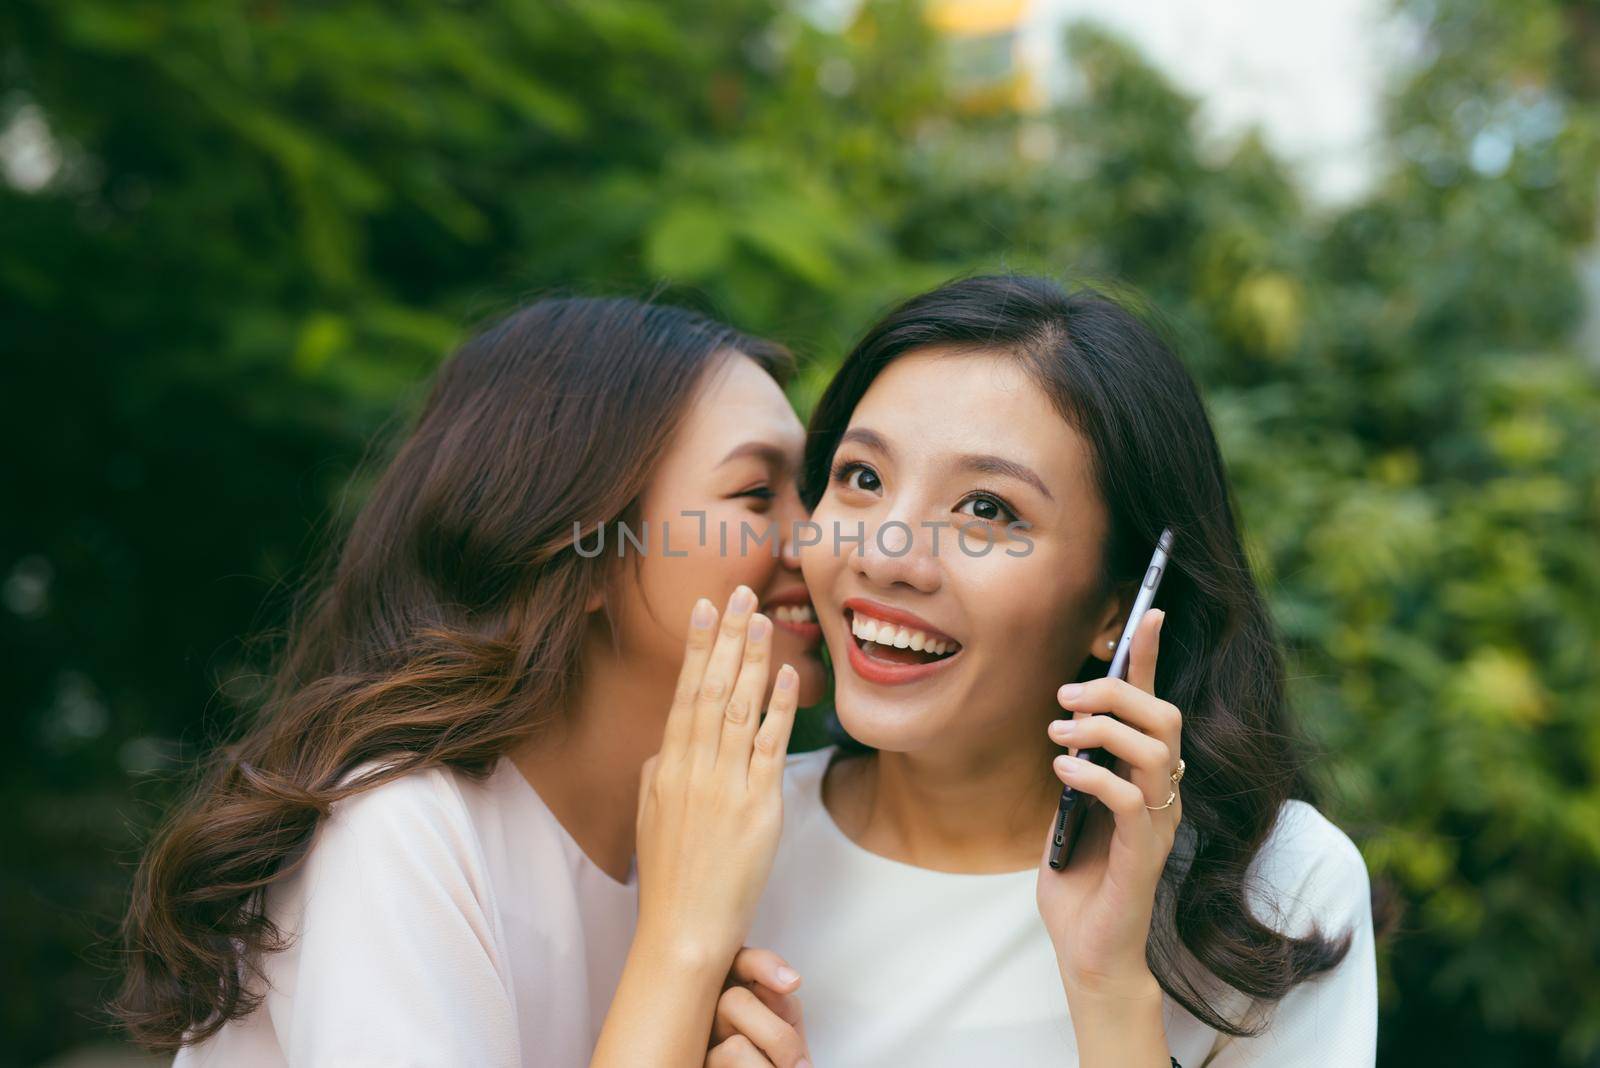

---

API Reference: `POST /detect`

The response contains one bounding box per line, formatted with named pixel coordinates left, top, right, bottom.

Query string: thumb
left=729, top=945, right=802, bottom=995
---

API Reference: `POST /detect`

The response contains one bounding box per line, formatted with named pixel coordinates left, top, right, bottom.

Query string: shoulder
left=327, top=762, right=477, bottom=838
left=1193, top=801, right=1380, bottom=1062
left=295, top=762, right=489, bottom=893
left=245, top=764, right=526, bottom=1065
left=1244, top=799, right=1372, bottom=936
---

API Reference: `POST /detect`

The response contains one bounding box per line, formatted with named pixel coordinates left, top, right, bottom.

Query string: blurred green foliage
left=2, top=0, right=1597, bottom=1064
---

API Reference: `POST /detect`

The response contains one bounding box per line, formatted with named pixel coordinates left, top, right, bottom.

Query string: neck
left=833, top=711, right=1061, bottom=873
left=510, top=621, right=671, bottom=883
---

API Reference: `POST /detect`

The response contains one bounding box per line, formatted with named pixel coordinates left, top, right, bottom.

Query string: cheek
left=798, top=537, right=835, bottom=597
left=954, top=551, right=1088, bottom=687
left=800, top=500, right=845, bottom=590
left=698, top=502, right=789, bottom=600
left=799, top=528, right=846, bottom=649
left=633, top=506, right=784, bottom=627
left=620, top=533, right=729, bottom=663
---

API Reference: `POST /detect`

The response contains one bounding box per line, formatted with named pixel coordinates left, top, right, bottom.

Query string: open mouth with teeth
left=847, top=608, right=962, bottom=667
left=763, top=598, right=823, bottom=644
left=770, top=603, right=817, bottom=626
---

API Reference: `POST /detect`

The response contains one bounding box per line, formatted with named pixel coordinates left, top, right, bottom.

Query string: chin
left=830, top=684, right=949, bottom=752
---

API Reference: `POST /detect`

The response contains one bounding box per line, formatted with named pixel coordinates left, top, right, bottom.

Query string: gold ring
left=1145, top=789, right=1177, bottom=811
left=1170, top=758, right=1186, bottom=785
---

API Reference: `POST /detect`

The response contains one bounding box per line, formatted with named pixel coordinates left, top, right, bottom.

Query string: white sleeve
left=1200, top=806, right=1378, bottom=1068
left=268, top=770, right=522, bottom=1067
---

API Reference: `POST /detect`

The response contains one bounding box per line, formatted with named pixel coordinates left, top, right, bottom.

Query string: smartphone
left=1046, top=527, right=1175, bottom=870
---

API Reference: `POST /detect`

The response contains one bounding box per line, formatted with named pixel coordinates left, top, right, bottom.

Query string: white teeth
left=849, top=611, right=957, bottom=658
left=769, top=604, right=815, bottom=624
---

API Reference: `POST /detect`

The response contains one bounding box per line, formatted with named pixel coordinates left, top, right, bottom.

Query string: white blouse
left=747, top=747, right=1377, bottom=1067
left=174, top=757, right=638, bottom=1068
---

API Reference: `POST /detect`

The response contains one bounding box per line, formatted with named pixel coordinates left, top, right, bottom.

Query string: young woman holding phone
left=738, top=275, right=1379, bottom=1067
left=116, top=296, right=820, bottom=1066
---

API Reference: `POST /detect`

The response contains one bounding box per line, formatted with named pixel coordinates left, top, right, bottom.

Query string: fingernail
left=749, top=614, right=770, bottom=640
left=1059, top=683, right=1084, bottom=702
left=797, top=1060, right=813, bottom=1068
left=1050, top=718, right=1075, bottom=738
left=1055, top=754, right=1089, bottom=775
left=776, top=665, right=796, bottom=690
left=731, top=586, right=756, bottom=613
left=691, top=599, right=714, bottom=628
left=775, top=965, right=800, bottom=986
left=1153, top=610, right=1166, bottom=631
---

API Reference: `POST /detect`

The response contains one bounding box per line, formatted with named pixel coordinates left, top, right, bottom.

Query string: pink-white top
left=174, top=757, right=638, bottom=1068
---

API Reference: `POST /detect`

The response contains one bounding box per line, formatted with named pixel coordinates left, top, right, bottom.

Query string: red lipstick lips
left=841, top=597, right=963, bottom=686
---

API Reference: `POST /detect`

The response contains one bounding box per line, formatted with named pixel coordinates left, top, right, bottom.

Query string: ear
left=1087, top=583, right=1136, bottom=662
left=583, top=553, right=626, bottom=616
left=583, top=570, right=610, bottom=615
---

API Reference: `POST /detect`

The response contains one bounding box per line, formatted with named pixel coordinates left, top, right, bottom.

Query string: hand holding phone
left=1046, top=527, right=1174, bottom=870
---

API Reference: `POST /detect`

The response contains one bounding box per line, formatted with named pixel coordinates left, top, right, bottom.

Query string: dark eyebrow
left=716, top=441, right=793, bottom=470
left=838, top=427, right=892, bottom=456
left=953, top=453, right=1054, bottom=502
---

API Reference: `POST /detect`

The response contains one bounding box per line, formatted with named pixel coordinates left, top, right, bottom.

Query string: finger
left=1128, top=608, right=1164, bottom=694
left=661, top=598, right=718, bottom=759
left=728, top=947, right=802, bottom=995
left=748, top=982, right=805, bottom=1034
left=1048, top=715, right=1172, bottom=806
left=690, top=586, right=758, bottom=760
left=716, top=613, right=773, bottom=769
left=1056, top=676, right=1182, bottom=747
left=1053, top=753, right=1155, bottom=827
left=748, top=664, right=799, bottom=790
left=706, top=1034, right=772, bottom=1068
left=1053, top=754, right=1179, bottom=884
left=712, top=986, right=807, bottom=1059
left=712, top=986, right=808, bottom=1067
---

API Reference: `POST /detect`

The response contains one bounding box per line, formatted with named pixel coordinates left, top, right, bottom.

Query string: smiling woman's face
left=802, top=348, right=1123, bottom=756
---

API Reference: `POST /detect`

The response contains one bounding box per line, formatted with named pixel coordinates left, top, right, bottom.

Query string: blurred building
left=925, top=0, right=1048, bottom=112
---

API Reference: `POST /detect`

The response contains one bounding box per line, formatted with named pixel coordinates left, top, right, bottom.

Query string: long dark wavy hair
left=802, top=274, right=1386, bottom=1037
left=114, top=296, right=791, bottom=1052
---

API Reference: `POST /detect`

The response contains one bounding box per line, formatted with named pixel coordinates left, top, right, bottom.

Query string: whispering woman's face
left=615, top=353, right=828, bottom=707
left=802, top=348, right=1125, bottom=763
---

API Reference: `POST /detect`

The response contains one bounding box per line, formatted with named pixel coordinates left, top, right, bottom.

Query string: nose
left=849, top=514, right=942, bottom=594
left=774, top=485, right=808, bottom=572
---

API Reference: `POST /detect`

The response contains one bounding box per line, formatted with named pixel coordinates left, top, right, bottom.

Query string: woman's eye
left=736, top=486, right=775, bottom=503
left=956, top=493, right=1017, bottom=523
left=833, top=461, right=882, bottom=494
